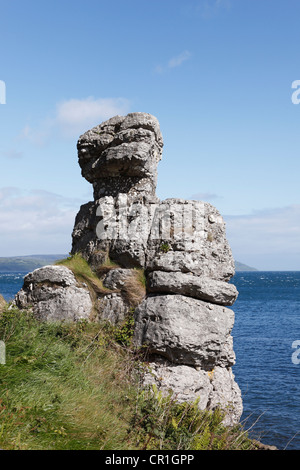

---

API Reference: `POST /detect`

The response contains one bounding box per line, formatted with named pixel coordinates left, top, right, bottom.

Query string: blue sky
left=0, top=0, right=300, bottom=270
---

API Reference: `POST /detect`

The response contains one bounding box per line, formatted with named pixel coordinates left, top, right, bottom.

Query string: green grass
left=0, top=304, right=257, bottom=451
left=55, top=253, right=146, bottom=311
left=128, top=385, right=256, bottom=450
left=55, top=253, right=110, bottom=294
left=0, top=307, right=138, bottom=450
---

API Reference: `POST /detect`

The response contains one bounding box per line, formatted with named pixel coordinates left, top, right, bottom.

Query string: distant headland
left=0, top=255, right=258, bottom=273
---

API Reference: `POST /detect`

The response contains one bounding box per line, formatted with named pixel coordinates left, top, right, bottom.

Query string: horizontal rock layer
left=147, top=271, right=238, bottom=306
left=134, top=294, right=235, bottom=369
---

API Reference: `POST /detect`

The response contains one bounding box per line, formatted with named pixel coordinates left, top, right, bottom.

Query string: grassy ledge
left=0, top=303, right=259, bottom=450
left=55, top=253, right=112, bottom=295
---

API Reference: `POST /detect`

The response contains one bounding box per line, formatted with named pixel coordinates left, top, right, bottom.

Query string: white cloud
left=0, top=187, right=83, bottom=256
left=224, top=205, right=300, bottom=270
left=168, top=50, right=192, bottom=68
left=18, top=96, right=131, bottom=144
left=0, top=149, right=23, bottom=159
left=197, top=0, right=232, bottom=18
left=18, top=118, right=55, bottom=146
left=155, top=50, right=192, bottom=74
left=56, top=97, right=131, bottom=137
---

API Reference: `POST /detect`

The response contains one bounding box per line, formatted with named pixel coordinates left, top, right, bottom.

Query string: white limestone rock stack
left=71, top=112, right=243, bottom=425
left=14, top=112, right=242, bottom=425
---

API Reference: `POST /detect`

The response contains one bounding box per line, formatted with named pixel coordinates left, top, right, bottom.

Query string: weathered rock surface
left=97, top=293, right=127, bottom=325
left=77, top=112, right=163, bottom=199
left=15, top=265, right=93, bottom=322
left=134, top=294, right=235, bottom=368
left=72, top=196, right=235, bottom=279
left=143, top=358, right=213, bottom=410
left=72, top=195, right=158, bottom=268
left=142, top=358, right=243, bottom=426
left=146, top=199, right=235, bottom=281
left=102, top=268, right=134, bottom=290
left=207, top=366, right=244, bottom=425
left=147, top=271, right=238, bottom=305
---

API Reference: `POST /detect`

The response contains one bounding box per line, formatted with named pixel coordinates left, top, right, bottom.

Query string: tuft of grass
left=55, top=253, right=110, bottom=295
left=95, top=255, right=120, bottom=278
left=121, top=269, right=146, bottom=308
left=0, top=306, right=139, bottom=450
left=159, top=242, right=171, bottom=253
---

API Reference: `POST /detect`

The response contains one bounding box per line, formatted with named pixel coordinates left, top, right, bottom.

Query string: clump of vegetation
left=129, top=385, right=255, bottom=450
left=55, top=253, right=111, bottom=295
left=111, top=312, right=135, bottom=348
left=122, top=269, right=146, bottom=308
left=159, top=242, right=171, bottom=253
left=207, top=232, right=214, bottom=242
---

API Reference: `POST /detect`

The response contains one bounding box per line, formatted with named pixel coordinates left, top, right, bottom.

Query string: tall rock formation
left=15, top=112, right=242, bottom=425
left=71, top=112, right=243, bottom=425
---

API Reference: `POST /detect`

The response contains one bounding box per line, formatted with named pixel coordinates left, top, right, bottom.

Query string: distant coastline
left=0, top=255, right=67, bottom=272
left=0, top=254, right=258, bottom=273
left=234, top=261, right=258, bottom=272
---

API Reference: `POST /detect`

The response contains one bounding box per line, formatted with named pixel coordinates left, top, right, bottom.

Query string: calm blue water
left=231, top=271, right=300, bottom=450
left=0, top=270, right=299, bottom=449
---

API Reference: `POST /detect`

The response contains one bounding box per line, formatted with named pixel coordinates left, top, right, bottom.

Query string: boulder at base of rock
left=15, top=265, right=93, bottom=322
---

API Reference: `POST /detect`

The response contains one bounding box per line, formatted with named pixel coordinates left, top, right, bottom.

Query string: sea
left=0, top=270, right=300, bottom=450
